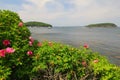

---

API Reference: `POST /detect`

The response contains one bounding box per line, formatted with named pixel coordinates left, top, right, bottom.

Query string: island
left=86, top=23, right=117, bottom=28
left=24, top=21, right=52, bottom=27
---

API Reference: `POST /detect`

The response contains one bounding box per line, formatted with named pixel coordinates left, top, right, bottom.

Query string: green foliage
left=0, top=10, right=38, bottom=79
left=25, top=21, right=52, bottom=27
left=0, top=65, right=11, bottom=79
left=31, top=42, right=120, bottom=80
left=0, top=10, right=21, bottom=27
left=89, top=56, right=120, bottom=80
left=0, top=10, right=31, bottom=49
left=86, top=23, right=117, bottom=27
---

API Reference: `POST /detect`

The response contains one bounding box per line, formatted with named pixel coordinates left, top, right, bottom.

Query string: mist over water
left=28, top=26, right=120, bottom=66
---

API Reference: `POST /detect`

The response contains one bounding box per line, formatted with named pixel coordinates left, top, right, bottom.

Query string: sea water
left=28, top=26, right=120, bottom=66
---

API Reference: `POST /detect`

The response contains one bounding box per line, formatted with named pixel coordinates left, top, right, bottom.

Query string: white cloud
left=19, top=0, right=64, bottom=21
left=17, top=0, right=120, bottom=26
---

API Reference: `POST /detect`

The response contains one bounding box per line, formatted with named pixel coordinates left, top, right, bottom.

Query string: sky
left=0, top=0, right=120, bottom=26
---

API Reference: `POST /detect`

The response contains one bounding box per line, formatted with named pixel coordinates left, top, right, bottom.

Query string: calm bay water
left=28, top=26, right=120, bottom=66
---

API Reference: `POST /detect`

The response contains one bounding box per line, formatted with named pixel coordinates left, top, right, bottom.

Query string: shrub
left=31, top=42, right=120, bottom=80
left=0, top=10, right=31, bottom=48
left=0, top=65, right=11, bottom=79
left=0, top=10, right=38, bottom=79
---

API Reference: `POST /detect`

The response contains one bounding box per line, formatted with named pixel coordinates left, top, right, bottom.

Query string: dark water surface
left=28, top=27, right=120, bottom=66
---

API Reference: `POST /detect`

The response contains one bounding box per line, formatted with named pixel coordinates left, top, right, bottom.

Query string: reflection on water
left=28, top=27, right=120, bottom=66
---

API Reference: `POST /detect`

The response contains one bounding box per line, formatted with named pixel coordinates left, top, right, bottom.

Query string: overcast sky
left=0, top=0, right=120, bottom=26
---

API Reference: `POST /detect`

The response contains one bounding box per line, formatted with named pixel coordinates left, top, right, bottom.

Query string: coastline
left=31, top=32, right=120, bottom=66
left=29, top=27, right=120, bottom=66
left=86, top=23, right=117, bottom=28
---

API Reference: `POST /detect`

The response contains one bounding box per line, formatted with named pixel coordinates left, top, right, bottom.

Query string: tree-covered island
left=24, top=21, right=52, bottom=27
left=86, top=23, right=117, bottom=28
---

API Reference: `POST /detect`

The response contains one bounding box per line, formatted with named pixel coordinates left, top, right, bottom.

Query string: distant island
left=86, top=23, right=117, bottom=28
left=25, top=21, right=52, bottom=27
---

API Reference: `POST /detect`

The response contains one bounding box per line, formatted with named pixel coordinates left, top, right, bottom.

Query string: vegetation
left=25, top=21, right=52, bottom=27
left=0, top=10, right=120, bottom=80
left=86, top=23, right=117, bottom=27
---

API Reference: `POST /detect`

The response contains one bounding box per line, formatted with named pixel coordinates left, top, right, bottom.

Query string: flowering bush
left=31, top=42, right=120, bottom=80
left=0, top=10, right=39, bottom=79
left=0, top=10, right=120, bottom=80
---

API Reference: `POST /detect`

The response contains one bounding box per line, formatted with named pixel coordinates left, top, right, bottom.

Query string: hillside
left=86, top=23, right=117, bottom=27
left=25, top=21, right=52, bottom=27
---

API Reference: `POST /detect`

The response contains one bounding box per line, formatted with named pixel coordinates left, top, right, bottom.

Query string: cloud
left=18, top=0, right=66, bottom=24
left=17, top=0, right=120, bottom=26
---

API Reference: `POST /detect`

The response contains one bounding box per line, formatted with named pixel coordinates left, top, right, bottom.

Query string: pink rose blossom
left=29, top=36, right=32, bottom=40
left=93, top=59, right=99, bottom=63
left=18, top=22, right=23, bottom=27
left=27, top=50, right=33, bottom=56
left=29, top=41, right=33, bottom=46
left=84, top=43, right=89, bottom=48
left=28, top=36, right=34, bottom=46
left=29, top=36, right=34, bottom=43
left=6, top=47, right=15, bottom=54
left=3, top=40, right=10, bottom=46
left=37, top=42, right=42, bottom=47
left=0, top=49, right=6, bottom=57
left=82, top=61, right=87, bottom=67
left=48, top=42, right=53, bottom=46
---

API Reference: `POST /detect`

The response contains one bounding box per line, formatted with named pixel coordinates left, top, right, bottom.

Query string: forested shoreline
left=25, top=21, right=52, bottom=27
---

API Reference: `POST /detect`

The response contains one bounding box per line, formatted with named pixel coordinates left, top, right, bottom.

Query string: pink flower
left=18, top=22, right=23, bottom=27
left=93, top=59, right=99, bottom=63
left=3, top=40, right=10, bottom=46
left=0, top=49, right=6, bottom=57
left=6, top=47, right=15, bottom=54
left=37, top=42, right=42, bottom=47
left=29, top=41, right=33, bottom=46
left=84, top=43, right=89, bottom=48
left=82, top=61, right=87, bottom=67
left=27, top=50, right=33, bottom=56
left=28, top=36, right=34, bottom=46
left=31, top=38, right=34, bottom=43
left=29, top=36, right=32, bottom=40
left=29, top=36, right=34, bottom=43
left=48, top=42, right=53, bottom=46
